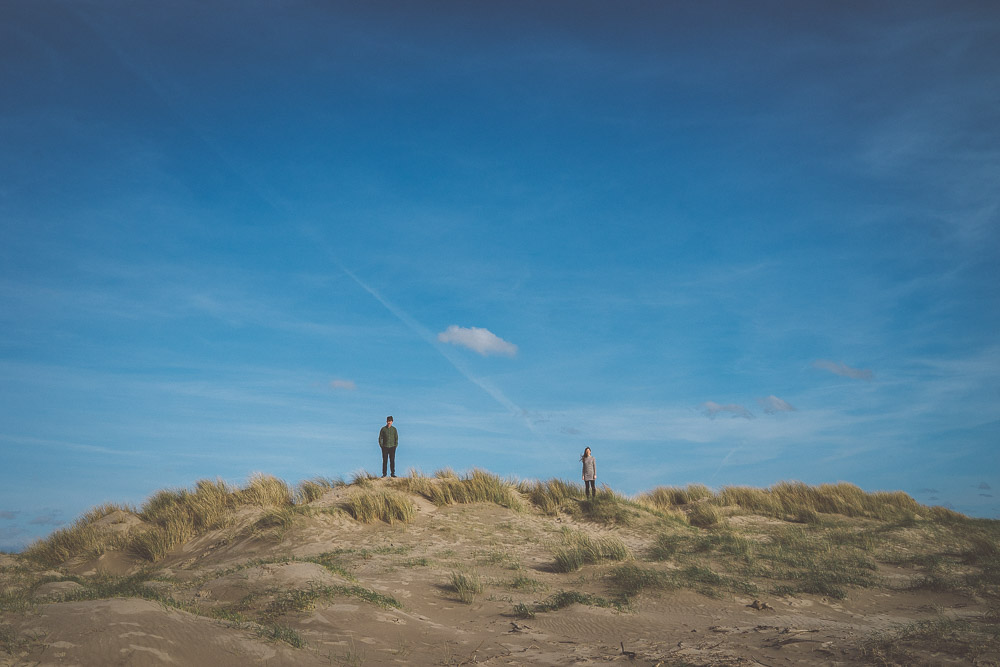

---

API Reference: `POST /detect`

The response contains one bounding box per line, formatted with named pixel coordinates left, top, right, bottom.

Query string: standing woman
left=581, top=447, right=596, bottom=499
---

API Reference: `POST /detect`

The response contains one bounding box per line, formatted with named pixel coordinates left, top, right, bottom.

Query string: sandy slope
left=1, top=481, right=996, bottom=666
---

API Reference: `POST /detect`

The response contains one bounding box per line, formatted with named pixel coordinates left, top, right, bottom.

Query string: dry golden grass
left=342, top=488, right=416, bottom=525
left=22, top=516, right=132, bottom=567
left=519, top=478, right=583, bottom=514
left=449, top=571, right=484, bottom=603
left=25, top=475, right=292, bottom=565
left=235, top=473, right=293, bottom=508
left=294, top=477, right=339, bottom=505
left=552, top=528, right=632, bottom=573
left=419, top=469, right=523, bottom=510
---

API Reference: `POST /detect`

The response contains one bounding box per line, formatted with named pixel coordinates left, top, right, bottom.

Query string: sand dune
left=2, top=473, right=998, bottom=665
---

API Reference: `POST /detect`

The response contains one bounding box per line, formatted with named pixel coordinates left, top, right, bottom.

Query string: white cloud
left=330, top=379, right=356, bottom=391
left=813, top=359, right=873, bottom=381
left=758, top=395, right=796, bottom=414
left=437, top=325, right=518, bottom=357
left=703, top=401, right=755, bottom=420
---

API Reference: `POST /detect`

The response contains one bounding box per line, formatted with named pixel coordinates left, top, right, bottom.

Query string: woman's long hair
left=580, top=446, right=592, bottom=461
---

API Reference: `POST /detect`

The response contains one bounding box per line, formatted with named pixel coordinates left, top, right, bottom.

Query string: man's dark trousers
left=381, top=446, right=396, bottom=477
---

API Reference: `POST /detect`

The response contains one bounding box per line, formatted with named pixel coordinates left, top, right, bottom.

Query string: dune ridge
left=2, top=469, right=998, bottom=665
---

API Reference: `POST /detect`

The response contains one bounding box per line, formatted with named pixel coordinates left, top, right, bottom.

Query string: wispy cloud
left=0, top=511, right=18, bottom=520
left=330, top=379, right=356, bottom=391
left=758, top=395, right=796, bottom=414
left=437, top=325, right=518, bottom=357
left=0, top=432, right=143, bottom=457
left=29, top=510, right=63, bottom=526
left=813, top=360, right=873, bottom=381
left=703, top=401, right=755, bottom=420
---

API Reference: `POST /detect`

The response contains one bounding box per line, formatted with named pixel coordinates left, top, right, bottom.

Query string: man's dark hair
left=387, top=416, right=393, bottom=422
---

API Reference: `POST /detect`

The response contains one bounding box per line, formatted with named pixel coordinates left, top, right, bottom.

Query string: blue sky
left=2, top=1, right=999, bottom=551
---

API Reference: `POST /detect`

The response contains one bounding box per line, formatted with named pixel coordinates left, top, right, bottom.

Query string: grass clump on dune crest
left=420, top=469, right=523, bottom=510
left=342, top=488, right=416, bottom=525
left=235, top=473, right=293, bottom=508
left=128, top=519, right=195, bottom=562
left=519, top=478, right=584, bottom=514
left=25, top=474, right=300, bottom=565
left=578, top=487, right=643, bottom=526
left=23, top=519, right=129, bottom=568
left=716, top=481, right=922, bottom=522
left=643, top=480, right=932, bottom=524
left=130, top=478, right=242, bottom=561
left=640, top=484, right=714, bottom=509
left=294, top=477, right=340, bottom=505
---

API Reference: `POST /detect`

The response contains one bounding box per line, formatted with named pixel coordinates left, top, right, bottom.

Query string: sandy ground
left=1, top=482, right=995, bottom=666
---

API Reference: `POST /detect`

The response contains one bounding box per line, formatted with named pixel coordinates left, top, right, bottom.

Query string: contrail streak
left=337, top=264, right=530, bottom=423
left=76, top=13, right=530, bottom=427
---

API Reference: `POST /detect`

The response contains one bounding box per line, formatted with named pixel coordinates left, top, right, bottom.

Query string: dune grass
left=400, top=469, right=523, bottom=510
left=24, top=474, right=297, bottom=565
left=861, top=615, right=1000, bottom=666
left=576, top=488, right=643, bottom=525
left=342, top=488, right=416, bottom=525
left=294, top=477, right=340, bottom=505
left=22, top=517, right=132, bottom=567
left=641, top=480, right=938, bottom=526
left=449, top=571, right=484, bottom=603
left=646, top=519, right=885, bottom=600
left=234, top=474, right=293, bottom=508
left=129, top=477, right=265, bottom=561
left=255, top=583, right=402, bottom=621
left=514, top=589, right=623, bottom=618
left=639, top=484, right=714, bottom=508
left=687, top=501, right=723, bottom=528
left=552, top=528, right=632, bottom=573
left=606, top=563, right=676, bottom=599
left=519, top=478, right=584, bottom=514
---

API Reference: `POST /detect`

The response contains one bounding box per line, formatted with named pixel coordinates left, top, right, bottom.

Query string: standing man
left=378, top=415, right=398, bottom=478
